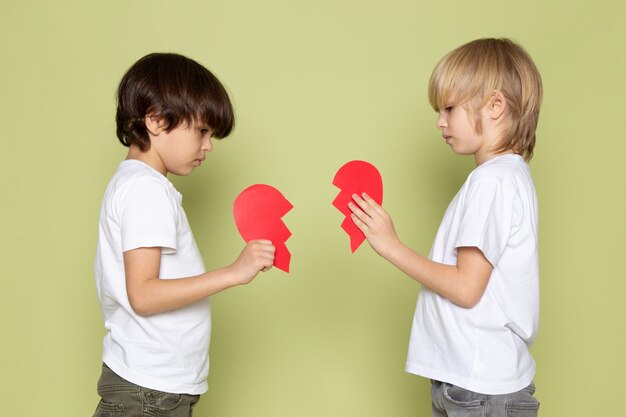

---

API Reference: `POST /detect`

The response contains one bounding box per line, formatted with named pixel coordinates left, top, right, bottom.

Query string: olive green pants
left=92, top=363, right=201, bottom=417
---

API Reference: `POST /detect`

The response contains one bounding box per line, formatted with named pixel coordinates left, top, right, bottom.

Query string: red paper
left=233, top=184, right=294, bottom=272
left=332, top=160, right=383, bottom=252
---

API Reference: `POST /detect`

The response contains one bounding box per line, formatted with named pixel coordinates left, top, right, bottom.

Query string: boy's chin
left=169, top=167, right=196, bottom=176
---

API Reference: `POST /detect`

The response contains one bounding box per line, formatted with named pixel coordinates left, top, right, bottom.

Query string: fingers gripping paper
left=233, top=184, right=294, bottom=272
left=332, top=160, right=383, bottom=252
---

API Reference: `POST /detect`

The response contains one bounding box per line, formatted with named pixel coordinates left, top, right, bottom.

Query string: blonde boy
left=349, top=38, right=542, bottom=416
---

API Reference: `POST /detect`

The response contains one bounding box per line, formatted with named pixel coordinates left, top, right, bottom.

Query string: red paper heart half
left=233, top=184, right=294, bottom=272
left=332, top=160, right=383, bottom=252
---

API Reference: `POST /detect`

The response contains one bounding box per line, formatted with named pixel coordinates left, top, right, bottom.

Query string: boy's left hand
left=348, top=193, right=400, bottom=258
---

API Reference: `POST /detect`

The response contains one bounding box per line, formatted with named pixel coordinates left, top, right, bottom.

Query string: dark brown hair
left=116, top=53, right=235, bottom=151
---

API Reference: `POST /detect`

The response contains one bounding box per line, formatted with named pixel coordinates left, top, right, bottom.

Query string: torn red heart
left=332, top=160, right=383, bottom=252
left=233, top=184, right=293, bottom=272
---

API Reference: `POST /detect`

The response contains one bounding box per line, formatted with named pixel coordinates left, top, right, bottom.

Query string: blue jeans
left=92, top=363, right=201, bottom=417
left=431, top=380, right=539, bottom=417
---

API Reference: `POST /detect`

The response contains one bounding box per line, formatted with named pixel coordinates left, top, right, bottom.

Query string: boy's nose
left=436, top=114, right=446, bottom=129
left=202, top=137, right=213, bottom=152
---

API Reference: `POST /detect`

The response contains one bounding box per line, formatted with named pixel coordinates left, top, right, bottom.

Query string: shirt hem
left=405, top=361, right=535, bottom=395
left=103, top=353, right=208, bottom=395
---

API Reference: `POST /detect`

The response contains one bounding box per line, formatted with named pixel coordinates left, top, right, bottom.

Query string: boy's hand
left=230, top=240, right=276, bottom=285
left=348, top=193, right=400, bottom=258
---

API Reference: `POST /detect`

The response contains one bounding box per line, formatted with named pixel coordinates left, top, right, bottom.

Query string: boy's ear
left=144, top=114, right=167, bottom=136
left=487, top=90, right=507, bottom=120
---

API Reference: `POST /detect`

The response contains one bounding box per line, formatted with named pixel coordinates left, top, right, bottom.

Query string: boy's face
left=436, top=103, right=492, bottom=163
left=151, top=120, right=214, bottom=176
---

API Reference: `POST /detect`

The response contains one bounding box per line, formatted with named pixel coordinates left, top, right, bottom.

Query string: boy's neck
left=126, top=145, right=167, bottom=176
left=475, top=149, right=515, bottom=166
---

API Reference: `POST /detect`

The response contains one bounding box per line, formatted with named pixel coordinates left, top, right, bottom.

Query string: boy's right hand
left=229, top=240, right=276, bottom=285
left=348, top=192, right=401, bottom=259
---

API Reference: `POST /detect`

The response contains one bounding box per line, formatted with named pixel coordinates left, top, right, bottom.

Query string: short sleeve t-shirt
left=94, top=160, right=211, bottom=394
left=405, top=154, right=540, bottom=395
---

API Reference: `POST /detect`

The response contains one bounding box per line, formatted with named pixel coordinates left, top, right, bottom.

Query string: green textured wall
left=1, top=1, right=624, bottom=416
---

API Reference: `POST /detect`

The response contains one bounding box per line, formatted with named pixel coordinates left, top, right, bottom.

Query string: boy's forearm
left=347, top=193, right=486, bottom=306
left=124, top=241, right=274, bottom=316
left=128, top=266, right=240, bottom=316
left=381, top=241, right=489, bottom=308
left=382, top=241, right=458, bottom=300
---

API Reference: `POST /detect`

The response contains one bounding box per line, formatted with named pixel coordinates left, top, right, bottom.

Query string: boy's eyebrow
left=195, top=122, right=213, bottom=131
left=201, top=126, right=216, bottom=136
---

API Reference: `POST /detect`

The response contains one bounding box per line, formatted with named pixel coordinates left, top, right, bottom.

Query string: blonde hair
left=428, top=38, right=543, bottom=161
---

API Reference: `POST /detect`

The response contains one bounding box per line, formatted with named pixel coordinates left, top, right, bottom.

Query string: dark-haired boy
left=93, top=53, right=275, bottom=416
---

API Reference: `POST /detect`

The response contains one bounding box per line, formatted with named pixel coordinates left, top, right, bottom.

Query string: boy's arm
left=124, top=240, right=275, bottom=316
left=349, top=193, right=492, bottom=308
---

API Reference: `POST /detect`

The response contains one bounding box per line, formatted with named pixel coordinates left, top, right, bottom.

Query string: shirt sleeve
left=118, top=177, right=178, bottom=254
left=454, top=176, right=515, bottom=267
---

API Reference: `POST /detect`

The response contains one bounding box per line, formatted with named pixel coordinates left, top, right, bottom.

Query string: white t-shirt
left=405, top=154, right=539, bottom=395
left=94, top=160, right=211, bottom=394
